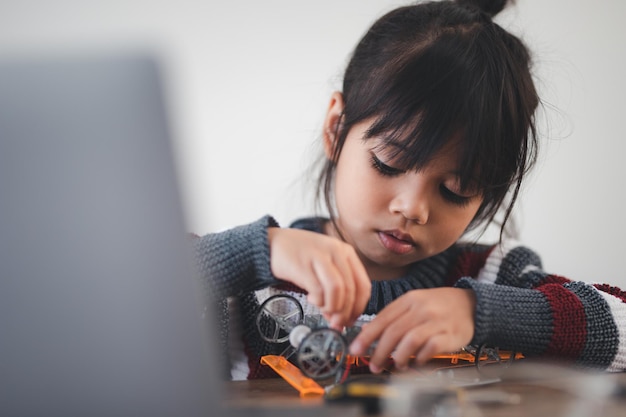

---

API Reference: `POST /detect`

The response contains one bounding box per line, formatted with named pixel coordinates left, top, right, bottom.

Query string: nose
left=389, top=181, right=430, bottom=225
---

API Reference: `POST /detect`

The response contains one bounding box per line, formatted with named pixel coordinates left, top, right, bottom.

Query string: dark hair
left=317, top=0, right=539, bottom=241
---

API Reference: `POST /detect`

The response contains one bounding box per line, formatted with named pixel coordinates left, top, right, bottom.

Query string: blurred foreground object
left=0, top=52, right=216, bottom=417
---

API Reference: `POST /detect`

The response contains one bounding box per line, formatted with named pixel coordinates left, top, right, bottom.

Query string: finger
left=349, top=321, right=381, bottom=357
left=391, top=324, right=436, bottom=370
left=415, top=334, right=449, bottom=365
left=347, top=252, right=371, bottom=322
left=311, top=258, right=345, bottom=316
left=366, top=309, right=429, bottom=371
left=366, top=326, right=404, bottom=372
left=329, top=252, right=356, bottom=328
left=303, top=272, right=324, bottom=307
left=350, top=298, right=411, bottom=355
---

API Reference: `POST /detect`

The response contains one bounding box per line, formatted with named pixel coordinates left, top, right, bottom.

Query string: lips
left=378, top=230, right=415, bottom=255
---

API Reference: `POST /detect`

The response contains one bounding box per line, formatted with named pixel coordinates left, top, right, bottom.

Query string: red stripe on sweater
left=446, top=246, right=495, bottom=285
left=538, top=283, right=586, bottom=358
left=593, top=284, right=626, bottom=303
left=538, top=274, right=570, bottom=286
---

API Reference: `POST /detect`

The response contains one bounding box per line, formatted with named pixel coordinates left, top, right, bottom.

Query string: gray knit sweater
left=194, top=216, right=626, bottom=379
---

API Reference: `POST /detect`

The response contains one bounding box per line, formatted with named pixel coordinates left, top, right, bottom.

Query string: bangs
left=359, top=31, right=506, bottom=194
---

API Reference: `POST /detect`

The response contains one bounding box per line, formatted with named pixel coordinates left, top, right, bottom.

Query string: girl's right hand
left=267, top=227, right=371, bottom=329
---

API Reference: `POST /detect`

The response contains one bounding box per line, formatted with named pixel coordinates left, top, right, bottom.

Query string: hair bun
left=457, top=0, right=511, bottom=17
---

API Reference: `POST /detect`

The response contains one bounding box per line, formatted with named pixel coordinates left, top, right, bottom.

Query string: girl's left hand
left=349, top=288, right=476, bottom=373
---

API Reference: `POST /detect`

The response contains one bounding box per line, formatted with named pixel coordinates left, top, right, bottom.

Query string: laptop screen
left=0, top=53, right=218, bottom=416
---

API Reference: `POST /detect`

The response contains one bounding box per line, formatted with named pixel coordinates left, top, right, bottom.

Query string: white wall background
left=1, top=0, right=624, bottom=286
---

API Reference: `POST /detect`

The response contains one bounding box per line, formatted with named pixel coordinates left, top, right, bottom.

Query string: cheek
left=335, top=173, right=384, bottom=213
left=449, top=204, right=481, bottom=234
left=435, top=202, right=481, bottom=238
left=335, top=168, right=389, bottom=220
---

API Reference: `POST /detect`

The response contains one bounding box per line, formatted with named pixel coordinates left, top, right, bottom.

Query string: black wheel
left=296, top=328, right=347, bottom=380
left=255, top=294, right=304, bottom=343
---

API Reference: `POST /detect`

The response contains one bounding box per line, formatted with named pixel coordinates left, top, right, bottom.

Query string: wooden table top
left=224, top=361, right=626, bottom=416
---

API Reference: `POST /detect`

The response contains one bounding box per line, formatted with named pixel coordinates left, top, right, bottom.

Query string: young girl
left=195, top=0, right=626, bottom=380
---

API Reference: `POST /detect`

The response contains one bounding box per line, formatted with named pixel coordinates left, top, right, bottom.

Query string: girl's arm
left=454, top=242, right=626, bottom=371
left=193, top=215, right=371, bottom=326
left=351, top=242, right=626, bottom=373
left=193, top=215, right=280, bottom=300
left=192, top=215, right=281, bottom=379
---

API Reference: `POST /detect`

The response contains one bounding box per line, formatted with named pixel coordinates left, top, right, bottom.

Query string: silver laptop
left=0, top=52, right=221, bottom=416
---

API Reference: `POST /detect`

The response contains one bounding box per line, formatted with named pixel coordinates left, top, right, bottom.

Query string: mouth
left=377, top=230, right=415, bottom=255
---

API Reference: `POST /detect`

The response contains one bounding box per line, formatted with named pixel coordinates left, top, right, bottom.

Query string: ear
left=322, top=91, right=345, bottom=160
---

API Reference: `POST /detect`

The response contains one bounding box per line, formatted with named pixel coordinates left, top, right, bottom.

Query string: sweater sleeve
left=190, top=215, right=282, bottom=379
left=193, top=215, right=280, bottom=299
left=454, top=242, right=626, bottom=372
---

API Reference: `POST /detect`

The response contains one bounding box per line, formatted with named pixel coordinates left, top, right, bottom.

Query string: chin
left=369, top=251, right=424, bottom=268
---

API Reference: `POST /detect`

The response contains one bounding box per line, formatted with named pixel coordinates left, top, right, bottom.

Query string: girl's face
left=325, top=108, right=483, bottom=280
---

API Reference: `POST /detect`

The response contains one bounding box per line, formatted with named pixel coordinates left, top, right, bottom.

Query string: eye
left=370, top=154, right=404, bottom=177
left=439, top=184, right=473, bottom=206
